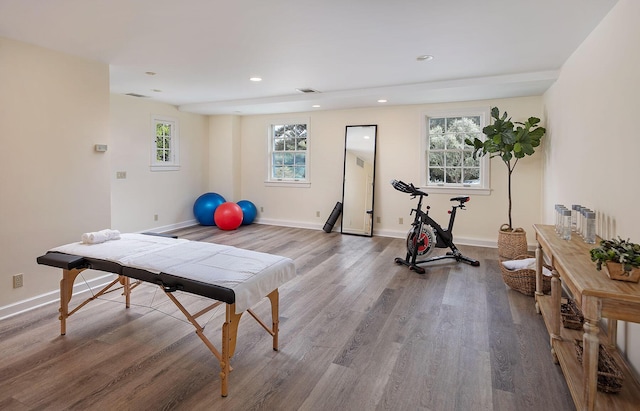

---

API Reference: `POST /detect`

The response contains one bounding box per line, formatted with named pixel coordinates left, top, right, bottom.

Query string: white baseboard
left=139, top=219, right=198, bottom=234
left=255, top=217, right=325, bottom=231
left=0, top=272, right=117, bottom=321
left=373, top=228, right=499, bottom=248
left=258, top=220, right=506, bottom=249
left=171, top=219, right=530, bottom=251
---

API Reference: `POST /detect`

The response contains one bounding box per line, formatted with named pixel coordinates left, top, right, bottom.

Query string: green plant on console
left=590, top=237, right=640, bottom=274
left=465, top=107, right=546, bottom=231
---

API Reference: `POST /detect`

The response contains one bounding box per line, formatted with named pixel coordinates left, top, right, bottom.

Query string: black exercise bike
left=391, top=179, right=479, bottom=274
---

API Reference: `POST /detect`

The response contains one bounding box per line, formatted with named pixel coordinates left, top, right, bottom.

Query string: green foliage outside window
left=156, top=122, right=172, bottom=162
left=427, top=116, right=481, bottom=185
left=272, top=123, right=307, bottom=180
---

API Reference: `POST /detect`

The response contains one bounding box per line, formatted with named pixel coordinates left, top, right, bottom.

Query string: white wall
left=236, top=97, right=545, bottom=245
left=110, top=94, right=209, bottom=233
left=542, top=0, right=640, bottom=376
left=0, top=43, right=210, bottom=316
left=208, top=115, right=241, bottom=201
left=0, top=38, right=111, bottom=308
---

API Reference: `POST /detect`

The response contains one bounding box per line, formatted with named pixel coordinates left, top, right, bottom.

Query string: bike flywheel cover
left=406, top=224, right=436, bottom=257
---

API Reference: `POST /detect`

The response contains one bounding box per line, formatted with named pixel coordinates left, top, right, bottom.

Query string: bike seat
left=450, top=196, right=470, bottom=203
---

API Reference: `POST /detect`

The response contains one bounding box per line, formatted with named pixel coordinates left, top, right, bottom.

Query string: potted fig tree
left=465, top=107, right=546, bottom=259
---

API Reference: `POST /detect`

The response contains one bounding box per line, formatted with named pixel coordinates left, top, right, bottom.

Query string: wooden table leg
left=267, top=289, right=279, bottom=351
left=582, top=295, right=600, bottom=411
left=550, top=268, right=562, bottom=363
left=119, top=275, right=131, bottom=308
left=221, top=320, right=230, bottom=397
left=606, top=318, right=618, bottom=351
left=535, top=244, right=544, bottom=313
left=221, top=304, right=242, bottom=397
left=59, top=268, right=83, bottom=335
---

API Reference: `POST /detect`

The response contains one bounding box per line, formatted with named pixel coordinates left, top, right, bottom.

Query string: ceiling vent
left=296, top=88, right=320, bottom=94
left=125, top=92, right=149, bottom=98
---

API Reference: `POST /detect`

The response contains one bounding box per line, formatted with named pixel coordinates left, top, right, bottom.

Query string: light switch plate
left=95, top=144, right=108, bottom=152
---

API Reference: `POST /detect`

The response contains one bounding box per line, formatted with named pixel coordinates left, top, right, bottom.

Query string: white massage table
left=36, top=233, right=296, bottom=397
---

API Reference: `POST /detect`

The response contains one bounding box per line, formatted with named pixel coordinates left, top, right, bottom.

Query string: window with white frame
left=151, top=115, right=179, bottom=171
left=267, top=122, right=309, bottom=185
left=421, top=109, right=490, bottom=194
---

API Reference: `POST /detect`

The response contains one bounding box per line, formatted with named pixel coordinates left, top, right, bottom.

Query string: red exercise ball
left=214, top=202, right=244, bottom=230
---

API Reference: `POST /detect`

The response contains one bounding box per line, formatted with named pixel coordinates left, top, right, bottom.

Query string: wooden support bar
left=247, top=308, right=276, bottom=337
left=67, top=278, right=122, bottom=317
left=192, top=301, right=224, bottom=319
left=162, top=291, right=224, bottom=361
left=129, top=280, right=143, bottom=291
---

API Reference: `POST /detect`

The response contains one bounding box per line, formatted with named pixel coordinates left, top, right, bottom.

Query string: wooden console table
left=533, top=224, right=640, bottom=410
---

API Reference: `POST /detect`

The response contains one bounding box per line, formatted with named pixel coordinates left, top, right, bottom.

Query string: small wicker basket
left=499, top=255, right=552, bottom=296
left=575, top=340, right=624, bottom=393
left=561, top=298, right=584, bottom=330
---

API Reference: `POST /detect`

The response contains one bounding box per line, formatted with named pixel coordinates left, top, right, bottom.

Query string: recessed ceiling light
left=312, top=104, right=321, bottom=108
left=125, top=92, right=149, bottom=98
left=297, top=88, right=320, bottom=94
left=363, top=135, right=370, bottom=139
left=249, top=77, right=262, bottom=82
left=145, top=71, right=156, bottom=76
left=378, top=99, right=387, bottom=103
left=416, top=55, right=434, bottom=61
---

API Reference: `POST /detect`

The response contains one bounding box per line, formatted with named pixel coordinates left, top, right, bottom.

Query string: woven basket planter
left=605, top=262, right=640, bottom=283
left=499, top=255, right=552, bottom=296
left=561, top=298, right=584, bottom=330
left=497, top=225, right=528, bottom=260
left=575, top=340, right=624, bottom=393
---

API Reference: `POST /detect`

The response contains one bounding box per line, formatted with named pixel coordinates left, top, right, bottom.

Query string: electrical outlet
left=399, top=217, right=403, bottom=224
left=116, top=171, right=127, bottom=179
left=316, top=211, right=320, bottom=217
left=260, top=207, right=264, bottom=212
left=376, top=217, right=381, bottom=223
left=13, top=273, right=23, bottom=288
left=154, top=214, right=158, bottom=221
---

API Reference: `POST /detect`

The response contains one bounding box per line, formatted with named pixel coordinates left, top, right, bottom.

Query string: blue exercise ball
left=193, top=193, right=226, bottom=226
left=237, top=200, right=257, bottom=225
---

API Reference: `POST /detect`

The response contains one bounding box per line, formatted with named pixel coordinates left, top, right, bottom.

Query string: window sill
left=422, top=185, right=491, bottom=196
left=264, top=180, right=311, bottom=188
left=150, top=165, right=180, bottom=172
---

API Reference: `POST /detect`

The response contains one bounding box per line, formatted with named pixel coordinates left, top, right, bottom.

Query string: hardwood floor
left=0, top=225, right=575, bottom=410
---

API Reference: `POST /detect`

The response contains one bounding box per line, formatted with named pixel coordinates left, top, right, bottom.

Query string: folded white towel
left=502, top=257, right=553, bottom=277
left=81, top=229, right=121, bottom=244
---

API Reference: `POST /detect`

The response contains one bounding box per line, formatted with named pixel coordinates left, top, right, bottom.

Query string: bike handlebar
left=390, top=179, right=428, bottom=197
